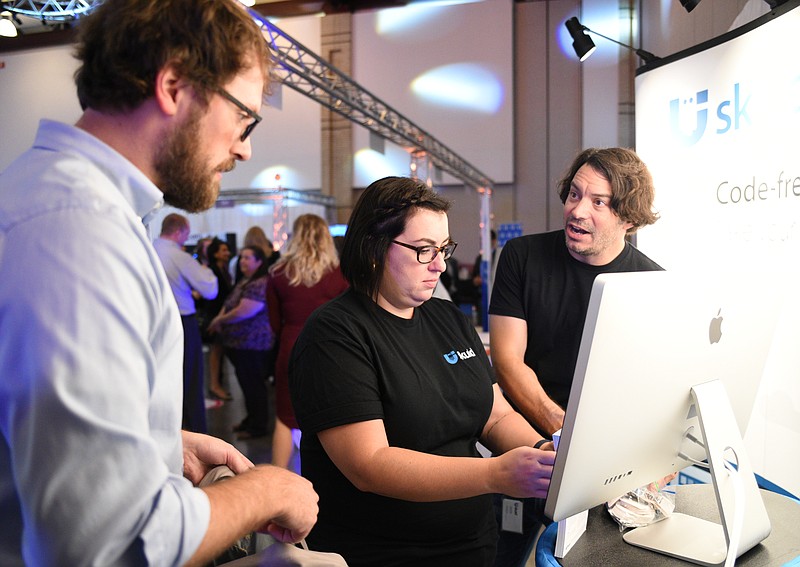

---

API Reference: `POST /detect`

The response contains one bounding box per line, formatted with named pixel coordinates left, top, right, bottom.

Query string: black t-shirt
left=290, top=289, right=497, bottom=567
left=489, top=230, right=663, bottom=411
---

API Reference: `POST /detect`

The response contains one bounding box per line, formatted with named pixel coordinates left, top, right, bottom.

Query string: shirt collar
left=35, top=119, right=164, bottom=222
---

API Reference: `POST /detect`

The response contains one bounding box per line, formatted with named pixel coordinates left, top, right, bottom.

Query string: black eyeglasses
left=392, top=240, right=458, bottom=264
left=215, top=86, right=262, bottom=142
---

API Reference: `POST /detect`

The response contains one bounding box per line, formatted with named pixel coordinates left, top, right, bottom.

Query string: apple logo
left=709, top=309, right=723, bottom=344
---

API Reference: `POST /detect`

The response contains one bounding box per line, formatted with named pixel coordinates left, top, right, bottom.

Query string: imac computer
left=544, top=270, right=786, bottom=566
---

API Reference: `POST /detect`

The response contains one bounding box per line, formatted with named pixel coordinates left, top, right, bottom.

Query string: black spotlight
left=565, top=16, right=596, bottom=62
left=679, top=0, right=702, bottom=12
left=564, top=16, right=659, bottom=64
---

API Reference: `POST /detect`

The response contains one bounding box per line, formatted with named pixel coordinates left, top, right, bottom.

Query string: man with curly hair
left=488, top=147, right=663, bottom=566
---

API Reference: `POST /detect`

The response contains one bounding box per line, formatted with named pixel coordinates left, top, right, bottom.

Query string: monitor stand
left=622, top=380, right=771, bottom=566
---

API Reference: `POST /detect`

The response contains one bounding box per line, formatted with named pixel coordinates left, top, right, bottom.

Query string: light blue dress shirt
left=153, top=237, right=218, bottom=315
left=0, top=120, right=210, bottom=566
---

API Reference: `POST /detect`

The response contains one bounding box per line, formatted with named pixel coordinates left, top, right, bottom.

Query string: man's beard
left=564, top=216, right=626, bottom=260
left=155, top=108, right=234, bottom=213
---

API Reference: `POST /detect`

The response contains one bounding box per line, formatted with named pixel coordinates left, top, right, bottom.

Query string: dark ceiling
left=0, top=0, right=417, bottom=52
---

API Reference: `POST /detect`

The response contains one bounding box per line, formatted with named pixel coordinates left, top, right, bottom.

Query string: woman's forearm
left=319, top=421, right=552, bottom=503
left=214, top=300, right=263, bottom=325
left=341, top=445, right=550, bottom=502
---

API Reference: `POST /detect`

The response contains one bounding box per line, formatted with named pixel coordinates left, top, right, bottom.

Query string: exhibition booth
left=540, top=2, right=800, bottom=564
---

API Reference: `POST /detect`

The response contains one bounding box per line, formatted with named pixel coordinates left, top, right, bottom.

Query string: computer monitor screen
left=544, top=270, right=785, bottom=526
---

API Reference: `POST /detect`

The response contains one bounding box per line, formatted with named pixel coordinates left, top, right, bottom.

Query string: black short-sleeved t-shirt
left=489, top=230, right=663, bottom=410
left=290, top=289, right=497, bottom=567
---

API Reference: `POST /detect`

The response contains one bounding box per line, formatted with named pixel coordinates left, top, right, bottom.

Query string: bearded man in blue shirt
left=0, top=1, right=318, bottom=565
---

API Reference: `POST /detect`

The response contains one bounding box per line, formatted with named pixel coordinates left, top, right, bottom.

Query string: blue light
left=240, top=203, right=272, bottom=217
left=412, top=63, right=503, bottom=114
left=556, top=19, right=576, bottom=59
left=329, top=224, right=347, bottom=237
left=354, top=148, right=401, bottom=182
left=376, top=0, right=481, bottom=35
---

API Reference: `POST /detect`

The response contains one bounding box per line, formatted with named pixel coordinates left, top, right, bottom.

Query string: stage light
left=679, top=0, right=702, bottom=13
left=564, top=16, right=659, bottom=64
left=0, top=11, right=18, bottom=38
left=565, top=16, right=595, bottom=61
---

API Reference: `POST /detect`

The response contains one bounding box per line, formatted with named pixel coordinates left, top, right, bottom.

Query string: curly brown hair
left=74, top=0, right=271, bottom=112
left=557, top=148, right=659, bottom=234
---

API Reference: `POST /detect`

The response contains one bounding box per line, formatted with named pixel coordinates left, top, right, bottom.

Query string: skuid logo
left=669, top=83, right=750, bottom=147
left=443, top=348, right=477, bottom=365
left=443, top=351, right=459, bottom=365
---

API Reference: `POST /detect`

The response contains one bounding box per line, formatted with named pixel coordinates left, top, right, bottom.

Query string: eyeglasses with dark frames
left=214, top=86, right=262, bottom=142
left=391, top=240, right=458, bottom=264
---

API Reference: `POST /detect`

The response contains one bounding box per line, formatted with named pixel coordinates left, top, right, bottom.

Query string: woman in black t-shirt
left=290, top=177, right=555, bottom=567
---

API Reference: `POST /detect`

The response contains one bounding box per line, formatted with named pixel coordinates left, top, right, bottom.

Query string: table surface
left=555, top=484, right=800, bottom=566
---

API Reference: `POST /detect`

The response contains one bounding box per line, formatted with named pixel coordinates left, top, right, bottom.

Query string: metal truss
left=252, top=10, right=494, bottom=192
left=214, top=188, right=336, bottom=208
left=0, top=1, right=494, bottom=192
left=1, top=0, right=97, bottom=21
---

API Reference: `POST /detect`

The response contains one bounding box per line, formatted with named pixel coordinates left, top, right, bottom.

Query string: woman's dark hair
left=557, top=147, right=660, bottom=234
left=206, top=238, right=231, bottom=284
left=206, top=238, right=228, bottom=266
left=73, top=0, right=272, bottom=112
left=340, top=176, right=450, bottom=300
left=240, top=245, right=270, bottom=281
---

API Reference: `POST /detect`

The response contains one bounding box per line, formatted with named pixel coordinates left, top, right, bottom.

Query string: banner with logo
left=634, top=1, right=800, bottom=498
left=636, top=3, right=800, bottom=272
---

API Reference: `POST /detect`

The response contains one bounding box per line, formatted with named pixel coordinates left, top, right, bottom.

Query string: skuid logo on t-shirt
left=443, top=348, right=476, bottom=365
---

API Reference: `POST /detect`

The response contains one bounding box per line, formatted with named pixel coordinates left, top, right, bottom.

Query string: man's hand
left=181, top=430, right=254, bottom=485
left=189, top=464, right=318, bottom=566
left=251, top=467, right=319, bottom=543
